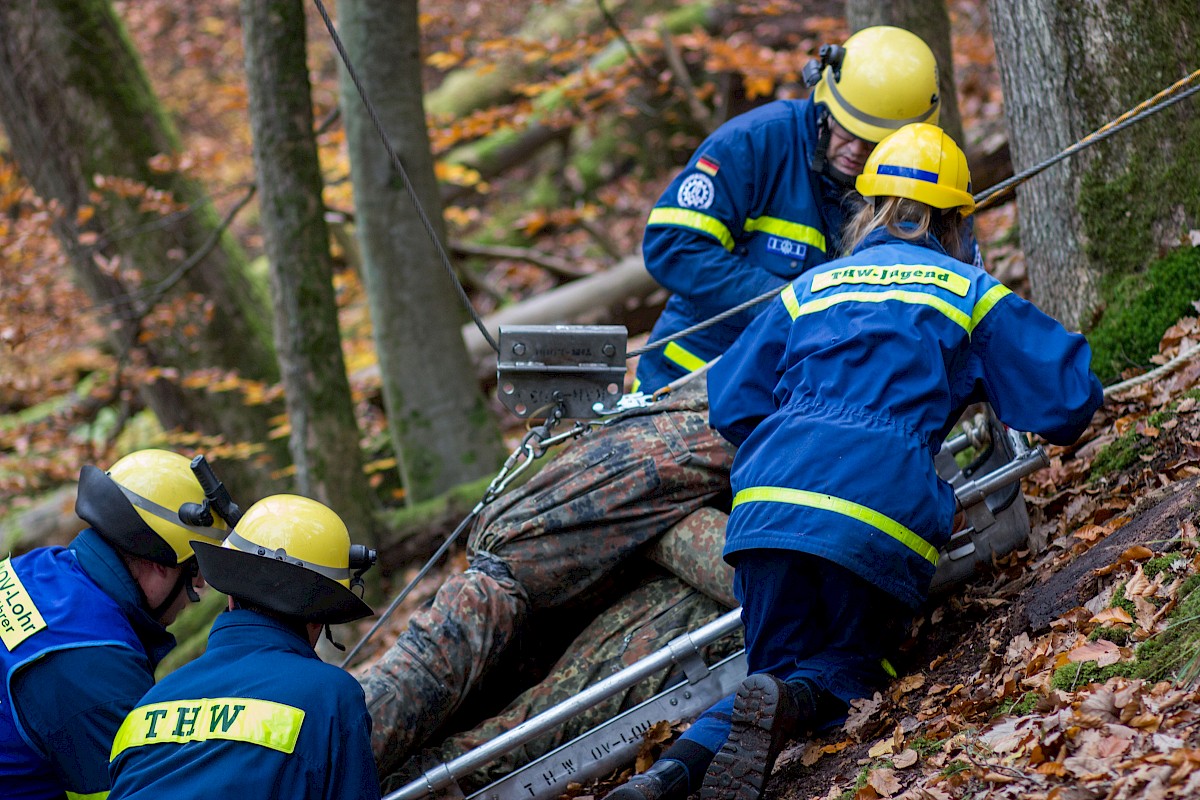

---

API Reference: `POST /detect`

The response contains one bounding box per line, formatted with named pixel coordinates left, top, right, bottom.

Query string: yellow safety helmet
left=75, top=449, right=228, bottom=566
left=856, top=123, right=975, bottom=215
left=809, top=26, right=940, bottom=144
left=192, top=494, right=375, bottom=624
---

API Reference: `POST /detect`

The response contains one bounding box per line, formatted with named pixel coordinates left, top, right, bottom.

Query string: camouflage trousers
left=380, top=571, right=743, bottom=795
left=359, top=380, right=738, bottom=781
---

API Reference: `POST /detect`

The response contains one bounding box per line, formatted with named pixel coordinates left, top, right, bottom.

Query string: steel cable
left=310, top=0, right=500, bottom=354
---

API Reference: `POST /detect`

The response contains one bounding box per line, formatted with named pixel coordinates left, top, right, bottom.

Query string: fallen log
left=1, top=486, right=80, bottom=555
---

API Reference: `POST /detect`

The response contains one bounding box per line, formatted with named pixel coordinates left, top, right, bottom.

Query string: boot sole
left=699, top=675, right=790, bottom=800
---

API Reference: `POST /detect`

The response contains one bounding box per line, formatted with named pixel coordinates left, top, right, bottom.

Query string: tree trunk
left=988, top=0, right=1200, bottom=329
left=241, top=0, right=378, bottom=538
left=845, top=0, right=965, bottom=148
left=0, top=0, right=288, bottom=499
left=337, top=0, right=504, bottom=503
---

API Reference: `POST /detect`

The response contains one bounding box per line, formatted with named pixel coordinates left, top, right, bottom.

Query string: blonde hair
left=842, top=196, right=972, bottom=263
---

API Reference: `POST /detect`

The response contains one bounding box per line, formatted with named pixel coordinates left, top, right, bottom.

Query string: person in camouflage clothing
left=358, top=377, right=740, bottom=785
left=381, top=570, right=740, bottom=795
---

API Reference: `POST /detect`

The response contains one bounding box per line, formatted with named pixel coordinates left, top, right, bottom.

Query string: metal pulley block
left=496, top=326, right=628, bottom=419
left=929, top=404, right=1043, bottom=595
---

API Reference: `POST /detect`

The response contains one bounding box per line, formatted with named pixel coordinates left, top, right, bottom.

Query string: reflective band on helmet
left=225, top=530, right=351, bottom=581
left=647, top=207, right=735, bottom=251
left=732, top=486, right=939, bottom=565
left=118, top=485, right=225, bottom=541
left=110, top=697, right=305, bottom=759
left=876, top=164, right=939, bottom=183
left=826, top=71, right=937, bottom=131
left=662, top=341, right=709, bottom=373
left=744, top=216, right=827, bottom=253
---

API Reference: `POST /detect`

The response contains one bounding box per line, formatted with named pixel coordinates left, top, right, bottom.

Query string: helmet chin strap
left=148, top=559, right=200, bottom=620
left=323, top=623, right=346, bottom=652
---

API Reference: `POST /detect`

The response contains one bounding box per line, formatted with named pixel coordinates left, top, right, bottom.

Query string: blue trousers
left=679, top=548, right=912, bottom=754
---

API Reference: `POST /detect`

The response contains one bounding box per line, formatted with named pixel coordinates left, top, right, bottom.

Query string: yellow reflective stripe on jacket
left=743, top=216, right=827, bottom=253
left=970, top=284, right=1012, bottom=330
left=732, top=486, right=939, bottom=565
left=65, top=791, right=109, bottom=800
left=0, top=556, right=48, bottom=651
left=781, top=283, right=801, bottom=319
left=662, top=341, right=709, bottom=373
left=110, top=697, right=305, bottom=760
left=787, top=290, right=972, bottom=333
left=647, top=208, right=735, bottom=251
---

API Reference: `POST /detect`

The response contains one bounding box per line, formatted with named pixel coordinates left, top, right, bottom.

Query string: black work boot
left=699, top=674, right=801, bottom=800
left=605, top=758, right=690, bottom=800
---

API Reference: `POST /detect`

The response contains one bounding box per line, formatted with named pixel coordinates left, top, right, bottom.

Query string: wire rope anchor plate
left=496, top=326, right=628, bottom=419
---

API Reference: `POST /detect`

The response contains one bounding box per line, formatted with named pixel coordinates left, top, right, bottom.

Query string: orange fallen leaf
left=1089, top=607, right=1134, bottom=625
left=1067, top=640, right=1123, bottom=667
left=866, top=767, right=901, bottom=797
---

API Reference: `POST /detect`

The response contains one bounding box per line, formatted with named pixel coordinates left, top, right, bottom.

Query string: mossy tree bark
left=337, top=0, right=504, bottom=503
left=989, top=0, right=1200, bottom=329
left=0, top=0, right=289, bottom=500
left=241, top=0, right=378, bottom=540
left=845, top=0, right=965, bottom=149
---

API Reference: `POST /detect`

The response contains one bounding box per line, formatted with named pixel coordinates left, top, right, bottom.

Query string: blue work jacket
left=108, top=609, right=379, bottom=800
left=636, top=99, right=855, bottom=392
left=1, top=529, right=175, bottom=800
left=707, top=229, right=1104, bottom=608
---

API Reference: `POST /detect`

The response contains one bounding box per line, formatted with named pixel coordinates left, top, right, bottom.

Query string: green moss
left=1074, top=0, right=1200, bottom=287
left=1147, top=409, right=1179, bottom=428
left=909, top=736, right=946, bottom=757
left=940, top=760, right=971, bottom=778
left=1113, top=582, right=1138, bottom=617
left=1089, top=429, right=1154, bottom=481
left=1051, top=659, right=1132, bottom=691
left=1089, top=626, right=1131, bottom=646
left=996, top=691, right=1040, bottom=716
left=1087, top=247, right=1200, bottom=383
left=1144, top=553, right=1184, bottom=580
left=1129, top=575, right=1200, bottom=683
left=1089, top=391, right=1196, bottom=482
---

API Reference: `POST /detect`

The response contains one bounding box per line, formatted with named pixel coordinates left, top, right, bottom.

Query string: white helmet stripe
left=826, top=68, right=938, bottom=130
left=225, top=529, right=351, bottom=581
left=118, top=485, right=226, bottom=542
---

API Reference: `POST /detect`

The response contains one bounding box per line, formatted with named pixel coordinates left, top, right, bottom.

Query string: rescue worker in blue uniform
left=635, top=26, right=948, bottom=394
left=608, top=125, right=1104, bottom=800
left=108, top=494, right=380, bottom=800
left=1, top=449, right=227, bottom=800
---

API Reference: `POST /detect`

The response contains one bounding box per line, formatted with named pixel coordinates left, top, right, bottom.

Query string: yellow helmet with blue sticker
left=856, top=123, right=975, bottom=215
